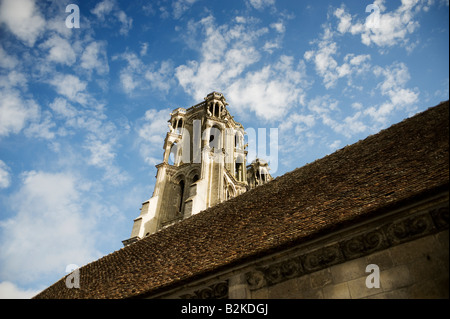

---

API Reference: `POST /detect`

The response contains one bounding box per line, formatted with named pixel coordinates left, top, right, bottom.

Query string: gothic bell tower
left=123, top=92, right=258, bottom=246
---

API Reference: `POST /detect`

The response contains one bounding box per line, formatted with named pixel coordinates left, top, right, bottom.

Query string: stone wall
left=155, top=193, right=448, bottom=299
left=249, top=229, right=448, bottom=299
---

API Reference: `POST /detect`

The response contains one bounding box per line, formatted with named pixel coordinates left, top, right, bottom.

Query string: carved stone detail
left=302, top=244, right=344, bottom=272
left=246, top=270, right=266, bottom=290
left=178, top=281, right=228, bottom=299
left=340, top=229, right=388, bottom=259
left=430, top=206, right=449, bottom=230
left=384, top=214, right=434, bottom=245
left=245, top=203, right=448, bottom=291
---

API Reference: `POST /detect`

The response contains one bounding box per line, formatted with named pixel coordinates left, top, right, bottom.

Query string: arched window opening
left=179, top=180, right=185, bottom=213
left=261, top=173, right=266, bottom=182
left=208, top=104, right=214, bottom=116
left=217, top=104, right=222, bottom=118
left=168, top=143, right=177, bottom=165
left=209, top=126, right=221, bottom=150
left=177, top=119, right=183, bottom=134
left=192, top=174, right=199, bottom=183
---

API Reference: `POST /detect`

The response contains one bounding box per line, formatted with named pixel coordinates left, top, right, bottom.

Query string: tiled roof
left=34, top=101, right=449, bottom=299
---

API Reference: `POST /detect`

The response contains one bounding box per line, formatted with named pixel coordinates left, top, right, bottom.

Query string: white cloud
left=138, top=108, right=171, bottom=144
left=333, top=1, right=427, bottom=50
left=365, top=62, right=419, bottom=123
left=0, top=71, right=28, bottom=90
left=0, top=171, right=101, bottom=285
left=304, top=27, right=372, bottom=89
left=270, top=22, right=285, bottom=33
left=0, top=89, right=39, bottom=137
left=40, top=35, right=77, bottom=66
left=307, top=95, right=339, bottom=115
left=247, top=0, right=275, bottom=10
left=47, top=96, right=128, bottom=185
left=172, top=0, right=199, bottom=19
left=114, top=52, right=146, bottom=94
left=176, top=15, right=308, bottom=121
left=352, top=102, right=363, bottom=110
left=116, top=10, right=133, bottom=35
left=136, top=108, right=171, bottom=165
left=91, top=0, right=115, bottom=18
left=82, top=133, right=129, bottom=185
left=140, top=42, right=149, bottom=56
left=346, top=53, right=371, bottom=66
left=235, top=16, right=246, bottom=23
left=0, top=0, right=46, bottom=46
left=0, top=45, right=18, bottom=69
left=49, top=74, right=87, bottom=103
left=263, top=41, right=281, bottom=53
left=145, top=60, right=175, bottom=93
left=305, top=95, right=368, bottom=138
left=91, top=0, right=133, bottom=35
left=176, top=15, right=264, bottom=100
left=325, top=111, right=368, bottom=138
left=120, top=72, right=139, bottom=94
left=373, top=62, right=411, bottom=92
left=80, top=41, right=109, bottom=75
left=175, top=42, right=259, bottom=100
left=329, top=140, right=342, bottom=150
left=0, top=160, right=11, bottom=189
left=49, top=97, right=108, bottom=137
left=279, top=113, right=315, bottom=134
left=24, top=111, right=56, bottom=140
left=227, top=56, right=307, bottom=121
left=0, top=281, right=41, bottom=299
left=334, top=6, right=353, bottom=34
left=49, top=97, right=78, bottom=119
left=84, top=135, right=116, bottom=167
left=304, top=37, right=339, bottom=88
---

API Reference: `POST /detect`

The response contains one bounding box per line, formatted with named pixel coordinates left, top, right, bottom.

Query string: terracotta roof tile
left=34, top=101, right=449, bottom=299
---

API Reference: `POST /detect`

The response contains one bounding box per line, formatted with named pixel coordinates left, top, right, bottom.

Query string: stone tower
left=123, top=92, right=271, bottom=246
left=247, top=158, right=273, bottom=189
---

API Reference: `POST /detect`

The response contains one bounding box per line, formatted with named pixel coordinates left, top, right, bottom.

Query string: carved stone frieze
left=384, top=213, right=434, bottom=245
left=178, top=281, right=228, bottom=299
left=302, top=244, right=344, bottom=272
left=245, top=270, right=266, bottom=290
left=245, top=203, right=448, bottom=291
left=430, top=206, right=449, bottom=230
left=340, top=229, right=388, bottom=259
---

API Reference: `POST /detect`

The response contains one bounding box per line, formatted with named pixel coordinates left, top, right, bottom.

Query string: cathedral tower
left=123, top=92, right=271, bottom=246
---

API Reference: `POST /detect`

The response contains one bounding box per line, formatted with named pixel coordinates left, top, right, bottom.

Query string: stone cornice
left=245, top=202, right=449, bottom=291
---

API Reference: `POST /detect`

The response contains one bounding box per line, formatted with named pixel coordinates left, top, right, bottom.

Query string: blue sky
left=0, top=0, right=448, bottom=298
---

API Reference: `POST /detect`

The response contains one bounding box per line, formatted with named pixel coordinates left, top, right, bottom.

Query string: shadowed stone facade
left=155, top=194, right=448, bottom=299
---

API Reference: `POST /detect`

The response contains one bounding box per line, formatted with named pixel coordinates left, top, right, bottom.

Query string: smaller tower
left=247, top=158, right=273, bottom=189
